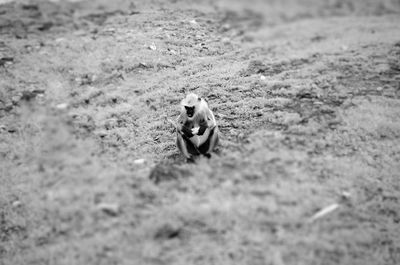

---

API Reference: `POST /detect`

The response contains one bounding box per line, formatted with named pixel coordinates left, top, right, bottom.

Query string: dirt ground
left=1, top=0, right=400, bottom=264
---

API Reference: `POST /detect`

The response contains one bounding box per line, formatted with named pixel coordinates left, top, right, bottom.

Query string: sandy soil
left=1, top=0, right=400, bottom=264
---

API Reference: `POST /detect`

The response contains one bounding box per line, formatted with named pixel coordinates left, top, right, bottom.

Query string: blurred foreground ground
left=1, top=0, right=400, bottom=264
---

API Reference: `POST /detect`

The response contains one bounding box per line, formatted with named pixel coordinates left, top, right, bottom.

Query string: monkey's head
left=184, top=105, right=195, bottom=117
left=181, top=93, right=201, bottom=118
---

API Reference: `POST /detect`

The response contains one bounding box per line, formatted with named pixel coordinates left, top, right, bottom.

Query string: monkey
left=175, top=93, right=219, bottom=161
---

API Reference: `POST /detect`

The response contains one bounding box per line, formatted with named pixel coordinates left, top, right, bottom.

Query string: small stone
left=260, top=75, right=266, bottom=80
left=282, top=112, right=302, bottom=125
left=149, top=43, right=157, bottom=51
left=91, top=74, right=98, bottom=83
left=133, top=159, right=146, bottom=165
left=104, top=28, right=116, bottom=33
left=104, top=118, right=118, bottom=129
left=75, top=77, right=83, bottom=84
left=11, top=95, right=21, bottom=104
left=376, top=86, right=383, bottom=91
left=341, top=191, right=351, bottom=199
left=56, top=103, right=68, bottom=110
left=95, top=130, right=108, bottom=137
left=221, top=23, right=231, bottom=31
left=0, top=57, right=14, bottom=66
left=12, top=201, right=22, bottom=208
left=222, top=37, right=230, bottom=44
left=168, top=49, right=177, bottom=55
left=139, top=62, right=149, bottom=68
left=97, top=203, right=120, bottom=217
left=154, top=223, right=182, bottom=240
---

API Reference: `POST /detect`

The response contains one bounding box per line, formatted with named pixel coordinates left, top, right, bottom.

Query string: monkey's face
left=184, top=106, right=195, bottom=118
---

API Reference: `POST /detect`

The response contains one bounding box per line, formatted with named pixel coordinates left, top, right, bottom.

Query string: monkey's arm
left=197, top=118, right=208, bottom=136
left=176, top=114, right=194, bottom=137
left=205, top=108, right=217, bottom=127
left=195, top=109, right=216, bottom=136
left=181, top=126, right=194, bottom=137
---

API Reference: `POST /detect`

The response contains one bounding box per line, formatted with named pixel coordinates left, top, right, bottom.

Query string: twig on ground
left=308, top=203, right=340, bottom=223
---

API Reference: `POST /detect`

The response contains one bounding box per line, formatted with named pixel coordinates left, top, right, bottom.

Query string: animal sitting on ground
left=175, top=93, right=219, bottom=161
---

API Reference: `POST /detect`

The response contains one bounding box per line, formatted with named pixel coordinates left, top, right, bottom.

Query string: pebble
left=12, top=200, right=22, bottom=208
left=222, top=37, right=231, bottom=44
left=97, top=203, right=120, bottom=217
left=149, top=43, right=157, bottom=51
left=56, top=103, right=68, bottom=110
left=341, top=191, right=351, bottom=199
left=133, top=158, right=146, bottom=165
left=11, top=95, right=21, bottom=104
left=95, top=130, right=108, bottom=137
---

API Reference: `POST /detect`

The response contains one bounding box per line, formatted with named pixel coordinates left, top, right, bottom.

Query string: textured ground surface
left=1, top=0, right=400, bottom=264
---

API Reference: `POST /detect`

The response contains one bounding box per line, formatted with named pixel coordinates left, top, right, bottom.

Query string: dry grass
left=1, top=0, right=400, bottom=264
